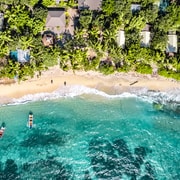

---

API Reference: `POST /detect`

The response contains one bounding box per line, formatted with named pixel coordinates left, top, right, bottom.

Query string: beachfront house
left=131, top=4, right=141, bottom=13
left=116, top=30, right=125, bottom=49
left=78, top=0, right=102, bottom=10
left=154, top=0, right=160, bottom=7
left=56, top=0, right=68, bottom=3
left=45, top=8, right=66, bottom=36
left=0, top=12, right=4, bottom=31
left=10, top=49, right=30, bottom=63
left=166, top=31, right=178, bottom=53
left=140, top=24, right=151, bottom=47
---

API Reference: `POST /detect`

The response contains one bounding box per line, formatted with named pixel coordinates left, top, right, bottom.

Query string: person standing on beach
left=51, top=72, right=53, bottom=84
left=64, top=81, right=66, bottom=86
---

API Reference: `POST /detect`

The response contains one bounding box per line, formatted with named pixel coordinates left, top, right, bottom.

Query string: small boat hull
left=0, top=122, right=6, bottom=138
left=28, top=112, right=33, bottom=129
left=0, top=129, right=4, bottom=138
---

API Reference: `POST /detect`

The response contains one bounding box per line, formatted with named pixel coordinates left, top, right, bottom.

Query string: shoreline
left=0, top=67, right=180, bottom=103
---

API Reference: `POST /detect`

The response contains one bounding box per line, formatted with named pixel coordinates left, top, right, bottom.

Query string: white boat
left=28, top=111, right=33, bottom=129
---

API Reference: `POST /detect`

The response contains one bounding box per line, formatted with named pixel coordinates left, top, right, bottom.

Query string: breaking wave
left=1, top=85, right=180, bottom=113
left=131, top=87, right=180, bottom=114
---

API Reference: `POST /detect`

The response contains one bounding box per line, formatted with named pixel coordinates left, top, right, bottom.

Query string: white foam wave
left=134, top=88, right=180, bottom=104
left=132, top=88, right=180, bottom=113
left=54, top=85, right=137, bottom=98
left=2, top=85, right=180, bottom=108
left=4, top=85, right=136, bottom=106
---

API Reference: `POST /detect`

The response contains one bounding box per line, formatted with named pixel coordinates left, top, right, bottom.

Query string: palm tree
left=69, top=49, right=88, bottom=70
left=4, top=4, right=30, bottom=32
left=0, top=46, right=9, bottom=58
left=59, top=49, right=71, bottom=70
left=0, top=32, right=12, bottom=48
left=89, top=27, right=100, bottom=42
left=18, top=36, right=34, bottom=50
left=102, top=29, right=117, bottom=51
left=102, top=0, right=114, bottom=16
left=126, top=15, right=146, bottom=31
left=79, top=10, right=93, bottom=29
left=20, top=0, right=39, bottom=9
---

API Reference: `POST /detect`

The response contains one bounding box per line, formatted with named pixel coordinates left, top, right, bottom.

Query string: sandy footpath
left=0, top=66, right=180, bottom=101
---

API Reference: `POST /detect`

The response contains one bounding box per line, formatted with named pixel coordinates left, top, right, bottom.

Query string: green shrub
left=135, top=64, right=152, bottom=74
left=117, top=65, right=131, bottom=72
left=158, top=68, right=180, bottom=80
left=99, top=66, right=114, bottom=75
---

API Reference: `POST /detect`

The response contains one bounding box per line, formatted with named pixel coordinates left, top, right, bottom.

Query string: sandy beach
left=0, top=66, right=180, bottom=102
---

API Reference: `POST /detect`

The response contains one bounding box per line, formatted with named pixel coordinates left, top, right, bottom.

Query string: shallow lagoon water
left=0, top=86, right=179, bottom=179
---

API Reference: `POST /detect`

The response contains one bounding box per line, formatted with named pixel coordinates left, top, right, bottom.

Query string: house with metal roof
left=131, top=4, right=141, bottom=13
left=56, top=0, right=68, bottom=3
left=166, top=34, right=178, bottom=53
left=140, top=31, right=151, bottom=47
left=78, top=0, right=102, bottom=10
left=45, top=8, right=66, bottom=36
left=10, top=49, right=30, bottom=63
left=116, top=30, right=125, bottom=49
left=0, top=13, right=4, bottom=31
left=140, top=24, right=151, bottom=47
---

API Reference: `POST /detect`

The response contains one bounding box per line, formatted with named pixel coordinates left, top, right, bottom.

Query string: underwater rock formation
left=88, top=137, right=156, bottom=179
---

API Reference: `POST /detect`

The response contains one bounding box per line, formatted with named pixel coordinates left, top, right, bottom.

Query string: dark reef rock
left=20, top=128, right=69, bottom=147
left=140, top=174, right=154, bottom=180
left=21, top=159, right=73, bottom=179
left=134, top=146, right=147, bottom=166
left=84, top=170, right=92, bottom=180
left=88, top=137, right=156, bottom=180
left=144, top=161, right=156, bottom=179
left=0, top=159, right=20, bottom=180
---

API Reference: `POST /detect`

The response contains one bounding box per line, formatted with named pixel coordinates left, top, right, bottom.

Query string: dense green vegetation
left=0, top=0, right=179, bottom=81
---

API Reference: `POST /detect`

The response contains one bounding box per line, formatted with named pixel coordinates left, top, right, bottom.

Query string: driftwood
left=130, top=81, right=138, bottom=86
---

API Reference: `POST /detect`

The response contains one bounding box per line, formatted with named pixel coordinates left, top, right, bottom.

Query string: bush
left=99, top=66, right=114, bottom=75
left=135, top=63, right=152, bottom=74
left=158, top=68, right=180, bottom=80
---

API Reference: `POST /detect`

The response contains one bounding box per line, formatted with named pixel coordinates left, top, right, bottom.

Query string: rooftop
left=78, top=0, right=102, bottom=10
left=0, top=13, right=4, bottom=31
left=131, top=4, right=141, bottom=12
left=45, top=8, right=66, bottom=35
left=116, top=30, right=125, bottom=49
left=140, top=31, right=151, bottom=47
left=10, top=50, right=30, bottom=63
left=166, top=34, right=178, bottom=53
left=142, top=24, right=151, bottom=32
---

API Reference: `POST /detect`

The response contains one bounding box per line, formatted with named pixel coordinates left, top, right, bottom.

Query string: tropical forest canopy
left=0, top=0, right=179, bottom=81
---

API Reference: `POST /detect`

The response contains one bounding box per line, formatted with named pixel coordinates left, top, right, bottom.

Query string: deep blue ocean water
left=0, top=86, right=179, bottom=180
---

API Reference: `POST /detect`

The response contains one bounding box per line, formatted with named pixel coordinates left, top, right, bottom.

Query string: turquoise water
left=0, top=86, right=180, bottom=179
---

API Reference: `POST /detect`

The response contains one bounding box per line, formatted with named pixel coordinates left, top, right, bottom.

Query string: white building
left=131, top=4, right=141, bottom=12
left=0, top=13, right=4, bottom=31
left=166, top=34, right=178, bottom=53
left=140, top=31, right=151, bottom=47
left=140, top=24, right=151, bottom=47
left=117, top=30, right=125, bottom=49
